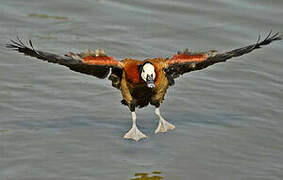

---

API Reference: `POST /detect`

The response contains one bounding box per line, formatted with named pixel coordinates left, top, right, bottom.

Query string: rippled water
left=0, top=0, right=283, bottom=179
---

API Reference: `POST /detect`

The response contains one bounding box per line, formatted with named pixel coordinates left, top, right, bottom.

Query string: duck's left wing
left=6, top=37, right=124, bottom=79
left=165, top=32, right=281, bottom=78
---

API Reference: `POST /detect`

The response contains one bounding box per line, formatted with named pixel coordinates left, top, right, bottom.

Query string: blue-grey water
left=0, top=0, right=283, bottom=179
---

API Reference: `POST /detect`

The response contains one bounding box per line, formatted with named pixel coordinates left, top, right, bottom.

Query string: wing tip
left=6, top=36, right=35, bottom=51
left=256, top=31, right=282, bottom=48
left=5, top=37, right=45, bottom=59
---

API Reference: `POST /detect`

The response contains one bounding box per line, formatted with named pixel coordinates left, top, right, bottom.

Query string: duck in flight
left=6, top=31, right=281, bottom=141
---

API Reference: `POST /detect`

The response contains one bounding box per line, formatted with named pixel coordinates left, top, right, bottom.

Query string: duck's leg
left=121, top=76, right=147, bottom=141
left=149, top=81, right=174, bottom=134
left=124, top=111, right=147, bottom=141
left=154, top=107, right=175, bottom=134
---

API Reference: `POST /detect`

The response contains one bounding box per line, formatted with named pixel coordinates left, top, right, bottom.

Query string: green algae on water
left=131, top=172, right=163, bottom=180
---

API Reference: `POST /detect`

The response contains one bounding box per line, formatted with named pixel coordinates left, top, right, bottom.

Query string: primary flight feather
left=6, top=32, right=282, bottom=141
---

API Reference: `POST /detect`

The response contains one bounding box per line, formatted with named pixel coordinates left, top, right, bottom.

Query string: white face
left=141, top=63, right=156, bottom=88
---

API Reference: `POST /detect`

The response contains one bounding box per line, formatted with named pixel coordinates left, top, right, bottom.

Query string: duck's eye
left=142, top=70, right=145, bottom=73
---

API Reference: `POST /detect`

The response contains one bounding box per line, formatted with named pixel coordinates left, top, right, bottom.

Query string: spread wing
left=165, top=31, right=282, bottom=78
left=6, top=37, right=124, bottom=79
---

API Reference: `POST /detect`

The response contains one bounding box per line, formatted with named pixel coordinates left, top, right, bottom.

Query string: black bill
left=146, top=75, right=155, bottom=88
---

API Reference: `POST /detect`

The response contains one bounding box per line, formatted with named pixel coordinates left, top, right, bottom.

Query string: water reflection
left=28, top=13, right=68, bottom=20
left=131, top=171, right=163, bottom=180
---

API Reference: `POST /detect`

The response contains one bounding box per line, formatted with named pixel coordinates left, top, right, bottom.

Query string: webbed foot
left=154, top=107, right=175, bottom=134
left=124, top=125, right=147, bottom=141
left=155, top=119, right=175, bottom=134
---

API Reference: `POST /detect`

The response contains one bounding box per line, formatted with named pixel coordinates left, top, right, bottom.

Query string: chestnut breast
left=123, top=59, right=143, bottom=84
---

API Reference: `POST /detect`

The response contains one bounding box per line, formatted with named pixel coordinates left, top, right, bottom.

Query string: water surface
left=0, top=0, right=283, bottom=179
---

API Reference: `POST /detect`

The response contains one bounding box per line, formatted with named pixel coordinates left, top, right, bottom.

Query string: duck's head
left=140, top=62, right=156, bottom=88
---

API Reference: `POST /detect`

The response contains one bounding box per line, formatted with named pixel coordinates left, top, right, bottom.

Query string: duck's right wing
left=6, top=37, right=124, bottom=79
left=165, top=31, right=281, bottom=79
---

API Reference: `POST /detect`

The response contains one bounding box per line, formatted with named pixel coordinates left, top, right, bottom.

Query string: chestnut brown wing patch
left=165, top=50, right=216, bottom=78
left=167, top=51, right=209, bottom=65
left=83, top=56, right=120, bottom=67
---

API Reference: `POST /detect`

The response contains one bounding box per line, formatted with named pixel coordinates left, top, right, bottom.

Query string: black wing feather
left=6, top=37, right=80, bottom=65
left=205, top=31, right=281, bottom=65
left=166, top=31, right=281, bottom=78
left=6, top=38, right=113, bottom=79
